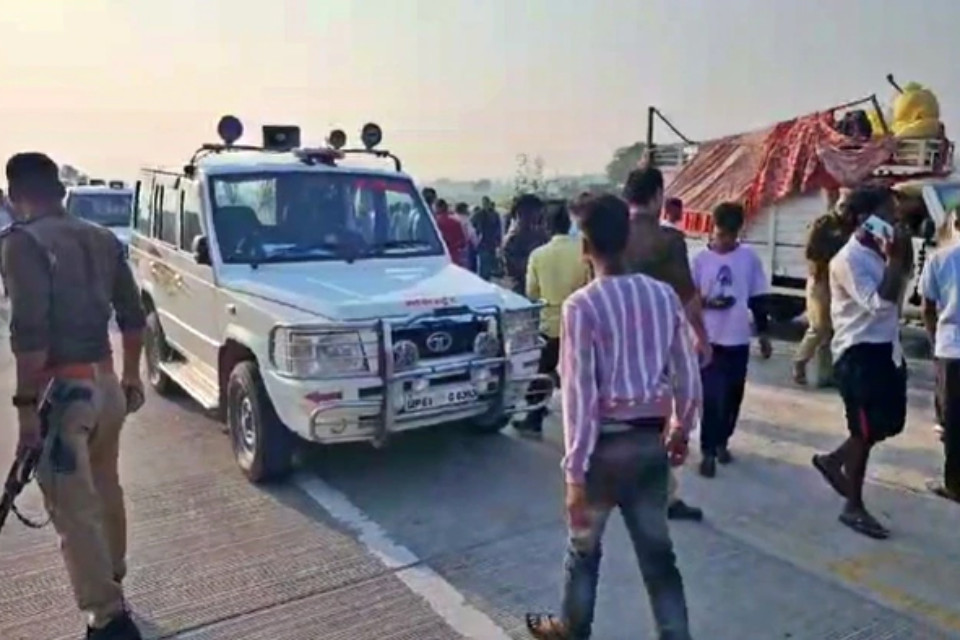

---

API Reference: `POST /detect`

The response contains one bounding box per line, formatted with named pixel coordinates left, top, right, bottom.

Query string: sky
left=0, top=0, right=958, bottom=183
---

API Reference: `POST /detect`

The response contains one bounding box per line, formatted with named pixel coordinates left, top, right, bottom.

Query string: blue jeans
left=561, top=427, right=692, bottom=639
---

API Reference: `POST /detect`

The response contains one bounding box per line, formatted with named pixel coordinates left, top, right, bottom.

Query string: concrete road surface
left=1, top=329, right=959, bottom=640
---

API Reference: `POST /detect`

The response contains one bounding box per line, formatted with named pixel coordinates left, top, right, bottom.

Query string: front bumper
left=266, top=310, right=554, bottom=445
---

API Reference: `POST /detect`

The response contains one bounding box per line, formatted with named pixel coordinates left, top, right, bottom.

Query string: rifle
left=0, top=391, right=53, bottom=533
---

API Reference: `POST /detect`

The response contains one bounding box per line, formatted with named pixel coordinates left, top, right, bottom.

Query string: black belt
left=598, top=416, right=666, bottom=437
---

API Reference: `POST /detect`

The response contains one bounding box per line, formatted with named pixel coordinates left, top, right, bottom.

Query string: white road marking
left=295, top=473, right=513, bottom=640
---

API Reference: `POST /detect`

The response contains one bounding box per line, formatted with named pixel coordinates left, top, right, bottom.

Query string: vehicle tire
left=144, top=311, right=176, bottom=396
left=466, top=414, right=511, bottom=435
left=226, top=360, right=294, bottom=484
left=767, top=295, right=806, bottom=323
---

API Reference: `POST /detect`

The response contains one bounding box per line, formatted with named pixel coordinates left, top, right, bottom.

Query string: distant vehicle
left=129, top=116, right=552, bottom=483
left=65, top=182, right=134, bottom=248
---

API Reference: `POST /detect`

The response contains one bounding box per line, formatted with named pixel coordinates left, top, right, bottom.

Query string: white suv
left=129, top=117, right=552, bottom=483
left=65, top=181, right=135, bottom=249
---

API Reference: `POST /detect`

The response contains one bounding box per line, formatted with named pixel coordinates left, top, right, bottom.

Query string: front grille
left=393, top=320, right=484, bottom=359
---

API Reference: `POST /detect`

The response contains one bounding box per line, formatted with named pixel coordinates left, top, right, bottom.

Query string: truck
left=128, top=117, right=553, bottom=483
left=645, top=87, right=957, bottom=322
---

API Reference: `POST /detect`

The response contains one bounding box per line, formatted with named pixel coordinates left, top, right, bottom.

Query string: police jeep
left=128, top=116, right=552, bottom=483
left=65, top=180, right=135, bottom=250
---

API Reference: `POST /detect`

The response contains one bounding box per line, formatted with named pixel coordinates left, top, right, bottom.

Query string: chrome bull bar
left=308, top=370, right=555, bottom=446
left=267, top=304, right=550, bottom=446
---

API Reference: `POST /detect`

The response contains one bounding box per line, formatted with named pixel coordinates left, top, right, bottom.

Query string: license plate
left=403, top=385, right=479, bottom=412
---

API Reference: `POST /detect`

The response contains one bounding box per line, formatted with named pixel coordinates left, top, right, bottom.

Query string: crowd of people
left=425, top=166, right=959, bottom=639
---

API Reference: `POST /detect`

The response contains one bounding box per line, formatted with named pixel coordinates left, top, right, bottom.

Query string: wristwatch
left=12, top=394, right=37, bottom=408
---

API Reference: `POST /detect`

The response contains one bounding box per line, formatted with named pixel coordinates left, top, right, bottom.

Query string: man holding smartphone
left=812, top=186, right=911, bottom=539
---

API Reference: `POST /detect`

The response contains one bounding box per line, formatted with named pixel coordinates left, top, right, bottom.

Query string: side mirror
left=191, top=235, right=211, bottom=265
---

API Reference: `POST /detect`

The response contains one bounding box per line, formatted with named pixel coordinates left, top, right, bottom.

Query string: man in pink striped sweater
left=526, top=194, right=699, bottom=640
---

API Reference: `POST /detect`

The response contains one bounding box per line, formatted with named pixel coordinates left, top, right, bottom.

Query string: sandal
left=812, top=454, right=849, bottom=499
left=525, top=613, right=570, bottom=639
left=839, top=511, right=890, bottom=540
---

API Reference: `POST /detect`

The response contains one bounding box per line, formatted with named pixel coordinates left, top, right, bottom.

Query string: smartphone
left=861, top=215, right=894, bottom=243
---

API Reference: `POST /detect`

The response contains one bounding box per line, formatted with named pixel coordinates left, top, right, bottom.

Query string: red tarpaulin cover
left=665, top=109, right=899, bottom=233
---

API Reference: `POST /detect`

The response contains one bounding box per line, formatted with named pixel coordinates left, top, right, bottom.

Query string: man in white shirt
left=919, top=209, right=960, bottom=503
left=811, top=186, right=911, bottom=540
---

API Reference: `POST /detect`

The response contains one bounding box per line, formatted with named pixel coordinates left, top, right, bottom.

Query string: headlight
left=503, top=308, right=541, bottom=353
left=271, top=328, right=369, bottom=377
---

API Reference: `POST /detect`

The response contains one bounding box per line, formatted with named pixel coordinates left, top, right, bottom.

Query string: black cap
left=6, top=152, right=63, bottom=199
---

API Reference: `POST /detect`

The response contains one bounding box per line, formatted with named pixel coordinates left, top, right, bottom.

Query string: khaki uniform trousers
left=36, top=367, right=128, bottom=629
left=794, top=278, right=834, bottom=382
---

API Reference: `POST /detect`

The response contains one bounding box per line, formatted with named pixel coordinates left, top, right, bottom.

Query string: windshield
left=67, top=193, right=133, bottom=227
left=934, top=183, right=960, bottom=215
left=209, top=172, right=443, bottom=264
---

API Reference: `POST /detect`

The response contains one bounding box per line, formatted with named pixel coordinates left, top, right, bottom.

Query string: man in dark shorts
left=622, top=167, right=710, bottom=522
left=811, top=186, right=912, bottom=539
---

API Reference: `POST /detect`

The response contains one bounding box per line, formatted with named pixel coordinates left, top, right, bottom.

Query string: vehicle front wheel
left=144, top=312, right=175, bottom=396
left=226, top=361, right=294, bottom=483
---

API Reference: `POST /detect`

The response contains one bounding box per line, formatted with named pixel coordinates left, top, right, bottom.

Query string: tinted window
left=134, top=181, right=150, bottom=233
left=157, top=187, right=180, bottom=245
left=180, top=183, right=204, bottom=251
left=209, top=172, right=442, bottom=264
left=67, top=193, right=133, bottom=227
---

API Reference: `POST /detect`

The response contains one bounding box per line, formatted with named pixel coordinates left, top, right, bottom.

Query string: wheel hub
left=238, top=396, right=256, bottom=452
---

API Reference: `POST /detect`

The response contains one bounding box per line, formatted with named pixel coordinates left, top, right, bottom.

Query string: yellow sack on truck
left=891, top=82, right=942, bottom=138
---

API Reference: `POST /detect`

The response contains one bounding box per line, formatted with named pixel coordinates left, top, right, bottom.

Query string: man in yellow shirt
left=516, top=203, right=591, bottom=437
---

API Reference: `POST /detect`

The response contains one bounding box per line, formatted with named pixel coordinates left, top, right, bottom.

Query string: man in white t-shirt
left=919, top=209, right=960, bottom=503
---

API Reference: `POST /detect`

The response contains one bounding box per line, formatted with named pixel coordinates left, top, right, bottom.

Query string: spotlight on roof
left=328, top=129, right=347, bottom=150
left=217, top=115, right=244, bottom=146
left=360, top=122, right=382, bottom=150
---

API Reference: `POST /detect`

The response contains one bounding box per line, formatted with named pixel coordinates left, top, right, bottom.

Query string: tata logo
left=424, top=331, right=453, bottom=354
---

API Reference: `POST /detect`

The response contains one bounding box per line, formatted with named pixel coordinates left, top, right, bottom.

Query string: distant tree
left=605, top=142, right=648, bottom=186
left=59, top=164, right=88, bottom=185
left=513, top=153, right=547, bottom=196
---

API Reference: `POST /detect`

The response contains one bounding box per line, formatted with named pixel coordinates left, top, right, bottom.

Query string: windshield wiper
left=265, top=242, right=342, bottom=258
left=368, top=240, right=434, bottom=253
left=263, top=241, right=365, bottom=264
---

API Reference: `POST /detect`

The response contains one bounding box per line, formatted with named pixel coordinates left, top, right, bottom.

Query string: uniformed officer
left=2, top=153, right=147, bottom=640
